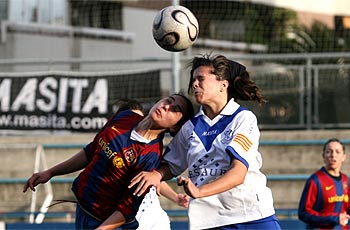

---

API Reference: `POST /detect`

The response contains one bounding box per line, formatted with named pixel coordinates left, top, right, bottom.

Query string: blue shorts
left=75, top=204, right=101, bottom=230
left=75, top=204, right=139, bottom=230
left=206, top=215, right=281, bottom=230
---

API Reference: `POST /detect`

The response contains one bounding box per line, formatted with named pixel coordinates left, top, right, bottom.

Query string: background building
left=0, top=1, right=350, bottom=229
left=1, top=0, right=350, bottom=132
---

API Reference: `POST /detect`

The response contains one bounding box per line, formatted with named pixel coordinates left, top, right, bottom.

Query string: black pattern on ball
left=152, top=5, right=199, bottom=52
left=171, top=10, right=198, bottom=41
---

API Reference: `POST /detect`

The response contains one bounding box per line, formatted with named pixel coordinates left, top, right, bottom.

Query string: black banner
left=0, top=70, right=160, bottom=132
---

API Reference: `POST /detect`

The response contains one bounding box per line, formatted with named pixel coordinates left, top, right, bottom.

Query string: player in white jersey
left=130, top=54, right=281, bottom=229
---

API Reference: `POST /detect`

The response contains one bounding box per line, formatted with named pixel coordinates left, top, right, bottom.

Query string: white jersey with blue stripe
left=163, top=99, right=275, bottom=229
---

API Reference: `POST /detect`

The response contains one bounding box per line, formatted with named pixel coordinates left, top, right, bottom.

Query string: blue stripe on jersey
left=313, top=168, right=344, bottom=213
left=226, top=145, right=249, bottom=168
left=191, top=106, right=247, bottom=151
left=335, top=181, right=344, bottom=212
left=313, top=174, right=324, bottom=212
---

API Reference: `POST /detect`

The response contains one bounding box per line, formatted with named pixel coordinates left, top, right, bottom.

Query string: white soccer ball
left=152, top=5, right=199, bottom=52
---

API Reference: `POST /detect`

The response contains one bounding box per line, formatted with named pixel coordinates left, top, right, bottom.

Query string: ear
left=342, top=153, right=346, bottom=162
left=220, top=80, right=229, bottom=92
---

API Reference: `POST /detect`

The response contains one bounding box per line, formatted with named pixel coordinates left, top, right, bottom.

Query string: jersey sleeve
left=82, top=112, right=119, bottom=161
left=298, top=175, right=339, bottom=227
left=83, top=111, right=141, bottom=162
left=345, top=175, right=350, bottom=213
left=225, top=110, right=260, bottom=169
left=163, top=125, right=189, bottom=176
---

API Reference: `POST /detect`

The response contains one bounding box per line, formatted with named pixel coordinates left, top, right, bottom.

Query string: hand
left=23, top=170, right=52, bottom=192
left=177, top=176, right=201, bottom=199
left=129, top=171, right=162, bottom=196
left=176, top=193, right=190, bottom=208
left=339, top=212, right=350, bottom=226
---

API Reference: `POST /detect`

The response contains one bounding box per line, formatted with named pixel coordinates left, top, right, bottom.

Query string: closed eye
left=171, top=105, right=182, bottom=113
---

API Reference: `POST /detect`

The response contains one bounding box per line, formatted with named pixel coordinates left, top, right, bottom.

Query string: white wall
left=123, top=6, right=173, bottom=59
left=246, top=0, right=350, bottom=15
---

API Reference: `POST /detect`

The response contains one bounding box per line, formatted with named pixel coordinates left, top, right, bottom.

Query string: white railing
left=29, top=144, right=53, bottom=224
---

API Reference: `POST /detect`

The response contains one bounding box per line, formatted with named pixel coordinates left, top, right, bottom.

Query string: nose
left=192, top=78, right=198, bottom=89
left=162, top=103, right=171, bottom=111
left=326, top=152, right=335, bottom=158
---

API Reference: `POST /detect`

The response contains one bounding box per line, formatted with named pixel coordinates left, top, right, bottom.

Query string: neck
left=135, top=117, right=164, bottom=140
left=325, top=167, right=341, bottom=177
left=203, top=100, right=228, bottom=119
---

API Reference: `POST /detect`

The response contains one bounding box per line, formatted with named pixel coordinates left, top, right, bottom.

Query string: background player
left=298, top=138, right=350, bottom=229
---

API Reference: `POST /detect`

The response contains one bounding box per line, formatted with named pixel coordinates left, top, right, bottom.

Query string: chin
left=194, top=96, right=203, bottom=103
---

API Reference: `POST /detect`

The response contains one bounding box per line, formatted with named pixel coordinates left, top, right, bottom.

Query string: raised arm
left=159, top=181, right=189, bottom=208
left=23, top=148, right=88, bottom=192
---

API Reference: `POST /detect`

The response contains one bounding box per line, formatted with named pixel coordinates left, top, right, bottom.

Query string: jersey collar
left=196, top=98, right=240, bottom=117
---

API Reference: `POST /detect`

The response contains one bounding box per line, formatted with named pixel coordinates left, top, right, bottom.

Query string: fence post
left=306, top=57, right=313, bottom=129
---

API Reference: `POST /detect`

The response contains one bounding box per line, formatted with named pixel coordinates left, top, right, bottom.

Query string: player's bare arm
left=129, top=163, right=174, bottom=196
left=96, top=210, right=126, bottom=230
left=178, top=158, right=247, bottom=198
left=23, top=149, right=89, bottom=193
left=159, top=182, right=190, bottom=208
left=129, top=170, right=163, bottom=196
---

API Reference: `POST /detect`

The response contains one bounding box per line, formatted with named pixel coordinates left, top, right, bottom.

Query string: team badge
left=113, top=156, right=125, bottom=168
left=221, top=129, right=234, bottom=145
left=124, top=148, right=136, bottom=164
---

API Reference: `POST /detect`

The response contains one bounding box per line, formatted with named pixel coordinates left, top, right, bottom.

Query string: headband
left=229, top=60, right=246, bottom=79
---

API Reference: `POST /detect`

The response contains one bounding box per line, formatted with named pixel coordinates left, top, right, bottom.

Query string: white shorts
left=136, top=186, right=171, bottom=230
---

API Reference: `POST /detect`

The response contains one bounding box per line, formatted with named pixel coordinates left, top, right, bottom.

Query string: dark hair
left=169, top=93, right=194, bottom=137
left=323, top=138, right=345, bottom=153
left=187, top=54, right=266, bottom=104
left=113, top=98, right=143, bottom=114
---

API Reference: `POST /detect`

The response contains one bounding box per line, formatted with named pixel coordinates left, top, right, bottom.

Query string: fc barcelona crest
left=124, top=148, right=136, bottom=164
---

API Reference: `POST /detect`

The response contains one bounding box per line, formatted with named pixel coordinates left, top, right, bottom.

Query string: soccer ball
left=152, top=5, right=199, bottom=52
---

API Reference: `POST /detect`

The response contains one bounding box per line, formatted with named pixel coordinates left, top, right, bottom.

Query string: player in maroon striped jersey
left=23, top=94, right=194, bottom=230
left=299, top=138, right=350, bottom=229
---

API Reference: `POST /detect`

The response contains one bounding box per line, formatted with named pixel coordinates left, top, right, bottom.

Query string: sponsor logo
left=111, top=126, right=120, bottom=133
left=98, top=137, right=118, bottom=159
left=325, top=185, right=334, bottom=191
left=0, top=77, right=108, bottom=114
left=328, top=194, right=348, bottom=203
left=201, top=129, right=218, bottom=136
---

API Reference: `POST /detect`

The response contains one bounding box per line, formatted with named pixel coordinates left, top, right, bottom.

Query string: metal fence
left=0, top=52, right=349, bottom=130
left=230, top=52, right=350, bottom=130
